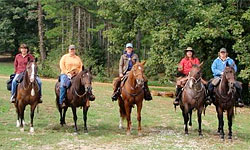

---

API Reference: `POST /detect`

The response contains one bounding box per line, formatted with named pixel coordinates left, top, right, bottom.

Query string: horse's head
left=26, top=60, right=37, bottom=83
left=188, top=63, right=203, bottom=88
left=79, top=66, right=93, bottom=95
left=131, top=61, right=146, bottom=87
left=223, top=62, right=236, bottom=90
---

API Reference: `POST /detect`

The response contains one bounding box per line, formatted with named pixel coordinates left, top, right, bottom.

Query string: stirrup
left=173, top=99, right=179, bottom=106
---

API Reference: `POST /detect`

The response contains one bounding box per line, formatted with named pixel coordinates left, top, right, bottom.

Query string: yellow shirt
left=59, top=53, right=83, bottom=76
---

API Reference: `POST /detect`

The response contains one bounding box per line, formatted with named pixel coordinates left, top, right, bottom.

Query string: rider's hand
left=119, top=74, right=123, bottom=77
left=220, top=72, right=223, bottom=75
left=67, top=73, right=72, bottom=79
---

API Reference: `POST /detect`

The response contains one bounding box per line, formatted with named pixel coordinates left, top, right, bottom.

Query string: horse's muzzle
left=136, top=79, right=144, bottom=86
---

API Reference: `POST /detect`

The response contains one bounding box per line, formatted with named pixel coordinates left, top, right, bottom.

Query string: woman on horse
left=207, top=48, right=244, bottom=107
left=10, top=44, right=42, bottom=103
left=111, top=43, right=152, bottom=101
left=173, top=47, right=201, bottom=106
left=59, top=45, right=94, bottom=108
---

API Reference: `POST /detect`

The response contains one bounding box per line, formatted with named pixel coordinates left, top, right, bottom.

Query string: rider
left=10, top=44, right=42, bottom=103
left=111, top=43, right=152, bottom=101
left=207, top=48, right=244, bottom=107
left=59, top=45, right=95, bottom=108
left=173, top=47, right=201, bottom=106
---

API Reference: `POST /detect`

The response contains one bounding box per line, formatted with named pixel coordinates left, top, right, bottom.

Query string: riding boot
left=235, top=87, right=244, bottom=107
left=10, top=94, right=16, bottom=103
left=144, top=82, right=152, bottom=101
left=111, top=87, right=120, bottom=101
left=173, top=87, right=182, bottom=106
left=206, top=83, right=214, bottom=105
left=38, top=90, right=43, bottom=103
left=89, top=94, right=95, bottom=101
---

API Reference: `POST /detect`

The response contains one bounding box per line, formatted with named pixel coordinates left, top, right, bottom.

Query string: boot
left=89, top=94, right=95, bottom=101
left=173, top=87, right=182, bottom=106
left=38, top=96, right=43, bottom=103
left=60, top=100, right=66, bottom=108
left=10, top=94, right=16, bottom=103
left=144, top=83, right=152, bottom=101
left=235, top=98, right=244, bottom=107
left=111, top=87, right=120, bottom=101
left=206, top=84, right=214, bottom=105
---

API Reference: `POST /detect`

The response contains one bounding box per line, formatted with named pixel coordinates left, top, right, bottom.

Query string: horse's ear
left=226, top=61, right=230, bottom=67
left=88, top=66, right=92, bottom=72
left=198, top=62, right=203, bottom=68
left=132, top=60, right=136, bottom=65
left=35, top=57, right=38, bottom=62
left=27, top=57, right=30, bottom=62
left=141, top=61, right=146, bottom=66
left=82, top=65, right=85, bottom=71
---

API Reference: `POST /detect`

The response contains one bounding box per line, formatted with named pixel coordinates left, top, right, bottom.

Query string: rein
left=74, top=87, right=87, bottom=98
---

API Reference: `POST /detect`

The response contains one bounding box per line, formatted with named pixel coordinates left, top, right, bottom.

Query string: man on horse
left=59, top=44, right=95, bottom=108
left=111, top=43, right=152, bottom=101
left=10, top=44, right=42, bottom=103
left=173, top=47, right=206, bottom=106
left=207, top=48, right=244, bottom=107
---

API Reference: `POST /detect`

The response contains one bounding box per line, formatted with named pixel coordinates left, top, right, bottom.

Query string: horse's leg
left=136, top=101, right=143, bottom=136
left=216, top=106, right=221, bottom=133
left=227, top=108, right=233, bottom=139
left=124, top=100, right=132, bottom=135
left=189, top=110, right=192, bottom=127
left=218, top=108, right=224, bottom=139
left=30, top=104, right=37, bottom=133
left=197, top=109, right=203, bottom=136
left=62, top=107, right=68, bottom=125
left=83, top=106, right=89, bottom=133
left=15, top=104, right=20, bottom=127
left=182, top=109, right=189, bottom=135
left=71, top=107, right=78, bottom=133
left=18, top=104, right=25, bottom=132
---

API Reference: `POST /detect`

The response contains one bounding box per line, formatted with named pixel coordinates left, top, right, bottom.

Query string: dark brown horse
left=15, top=60, right=40, bottom=133
left=55, top=66, right=94, bottom=133
left=213, top=63, right=237, bottom=139
left=180, top=64, right=206, bottom=136
left=117, top=62, right=146, bottom=135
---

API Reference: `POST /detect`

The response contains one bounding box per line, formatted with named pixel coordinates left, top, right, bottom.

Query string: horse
left=213, top=63, right=237, bottom=139
left=117, top=61, right=146, bottom=136
left=15, top=60, right=40, bottom=133
left=180, top=64, right=206, bottom=136
left=55, top=66, right=94, bottom=133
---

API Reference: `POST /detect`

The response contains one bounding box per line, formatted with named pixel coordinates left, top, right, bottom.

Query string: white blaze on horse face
left=138, top=66, right=141, bottom=70
left=30, top=63, right=35, bottom=82
left=189, top=79, right=193, bottom=89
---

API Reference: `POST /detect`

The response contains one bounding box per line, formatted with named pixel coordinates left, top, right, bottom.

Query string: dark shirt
left=14, top=53, right=34, bottom=74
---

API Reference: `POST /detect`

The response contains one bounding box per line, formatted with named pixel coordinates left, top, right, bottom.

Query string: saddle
left=211, top=77, right=221, bottom=87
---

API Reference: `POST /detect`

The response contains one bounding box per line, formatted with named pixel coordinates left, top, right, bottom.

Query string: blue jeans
left=11, top=74, right=42, bottom=97
left=59, top=74, right=70, bottom=104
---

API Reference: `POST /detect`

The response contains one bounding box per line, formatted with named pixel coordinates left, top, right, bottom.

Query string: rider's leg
left=59, top=74, right=68, bottom=107
left=173, top=85, right=182, bottom=106
left=235, top=81, right=244, bottom=107
left=206, top=82, right=214, bottom=105
left=36, top=76, right=43, bottom=103
left=10, top=74, right=19, bottom=103
left=144, top=81, right=152, bottom=101
left=111, top=77, right=122, bottom=101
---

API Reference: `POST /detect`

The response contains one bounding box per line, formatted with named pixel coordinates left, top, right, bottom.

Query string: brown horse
left=55, top=66, right=94, bottom=133
left=15, top=60, right=40, bottom=133
left=117, top=61, right=146, bottom=135
left=180, top=64, right=206, bottom=136
left=213, top=63, right=237, bottom=139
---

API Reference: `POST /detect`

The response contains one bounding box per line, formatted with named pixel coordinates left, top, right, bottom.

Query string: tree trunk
left=77, top=7, right=82, bottom=52
left=37, top=0, right=46, bottom=61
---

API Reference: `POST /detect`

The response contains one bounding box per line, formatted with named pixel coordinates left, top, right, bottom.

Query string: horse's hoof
left=73, top=132, right=78, bottom=135
left=138, top=131, right=142, bottom=136
left=228, top=135, right=232, bottom=140
left=30, top=127, right=34, bottom=133
left=199, top=133, right=203, bottom=137
left=119, top=125, right=123, bottom=129
left=84, top=129, right=88, bottom=134
left=220, top=135, right=224, bottom=139
left=22, top=121, right=25, bottom=126
left=20, top=128, right=24, bottom=132
left=185, top=132, right=188, bottom=136
left=126, top=131, right=131, bottom=136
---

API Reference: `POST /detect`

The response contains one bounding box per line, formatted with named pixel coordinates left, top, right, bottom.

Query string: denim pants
left=11, top=74, right=42, bottom=96
left=59, top=74, right=69, bottom=104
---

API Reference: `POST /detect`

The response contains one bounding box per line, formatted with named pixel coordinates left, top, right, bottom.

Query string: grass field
left=0, top=63, right=249, bottom=150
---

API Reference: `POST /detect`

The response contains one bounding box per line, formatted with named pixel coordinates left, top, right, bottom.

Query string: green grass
left=0, top=62, right=14, bottom=76
left=0, top=76, right=249, bottom=150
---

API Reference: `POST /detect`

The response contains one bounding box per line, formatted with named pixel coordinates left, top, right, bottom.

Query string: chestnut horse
left=213, top=63, right=237, bottom=139
left=15, top=60, right=40, bottom=133
left=55, top=66, right=94, bottom=133
left=180, top=64, right=206, bottom=136
left=117, top=61, right=146, bottom=135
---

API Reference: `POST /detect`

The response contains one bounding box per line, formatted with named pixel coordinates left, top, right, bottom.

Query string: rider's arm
left=119, top=55, right=124, bottom=77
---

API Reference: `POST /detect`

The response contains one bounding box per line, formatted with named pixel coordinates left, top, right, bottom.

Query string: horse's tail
left=203, top=105, right=206, bottom=116
left=37, top=105, right=39, bottom=114
left=118, top=96, right=126, bottom=119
